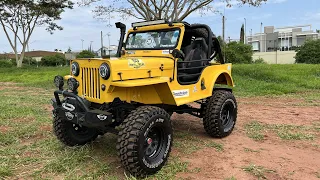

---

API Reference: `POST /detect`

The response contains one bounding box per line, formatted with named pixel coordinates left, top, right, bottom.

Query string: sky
left=0, top=0, right=319, bottom=53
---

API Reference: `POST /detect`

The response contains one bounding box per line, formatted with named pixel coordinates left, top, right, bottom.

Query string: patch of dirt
left=238, top=97, right=320, bottom=126
left=20, top=133, right=47, bottom=147
left=0, top=82, right=49, bottom=92
left=173, top=96, right=320, bottom=180
left=0, top=126, right=11, bottom=133
left=12, top=117, right=36, bottom=123
left=0, top=82, right=20, bottom=86
left=0, top=82, right=26, bottom=91
left=40, top=125, right=52, bottom=132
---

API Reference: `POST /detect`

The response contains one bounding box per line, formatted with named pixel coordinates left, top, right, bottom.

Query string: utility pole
left=107, top=32, right=111, bottom=56
left=228, top=36, right=231, bottom=43
left=260, top=22, right=263, bottom=52
left=222, top=15, right=226, bottom=62
left=275, top=40, right=278, bottom=64
left=101, top=31, right=103, bottom=57
left=222, top=2, right=226, bottom=62
left=90, top=41, right=94, bottom=52
left=222, top=16, right=225, bottom=43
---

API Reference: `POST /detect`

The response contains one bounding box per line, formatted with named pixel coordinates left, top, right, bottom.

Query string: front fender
left=209, top=70, right=234, bottom=94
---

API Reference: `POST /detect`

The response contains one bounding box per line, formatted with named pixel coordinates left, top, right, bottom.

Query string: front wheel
left=203, top=90, right=237, bottom=138
left=117, top=106, right=173, bottom=177
left=53, top=116, right=99, bottom=146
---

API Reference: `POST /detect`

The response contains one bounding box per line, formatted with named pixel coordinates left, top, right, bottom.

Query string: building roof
left=25, top=51, right=63, bottom=57
left=0, top=51, right=63, bottom=59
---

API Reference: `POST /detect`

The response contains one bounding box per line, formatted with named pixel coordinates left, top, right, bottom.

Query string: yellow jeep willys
left=52, top=20, right=237, bottom=177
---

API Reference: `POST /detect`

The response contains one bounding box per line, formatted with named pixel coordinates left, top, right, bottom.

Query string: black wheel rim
left=221, top=100, right=236, bottom=129
left=143, top=126, right=166, bottom=161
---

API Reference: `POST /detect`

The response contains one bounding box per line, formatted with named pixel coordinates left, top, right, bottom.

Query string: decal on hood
left=128, top=58, right=145, bottom=69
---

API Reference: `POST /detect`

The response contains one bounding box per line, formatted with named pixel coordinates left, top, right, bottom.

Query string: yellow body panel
left=111, top=77, right=169, bottom=87
left=109, top=57, right=174, bottom=81
left=69, top=23, right=234, bottom=106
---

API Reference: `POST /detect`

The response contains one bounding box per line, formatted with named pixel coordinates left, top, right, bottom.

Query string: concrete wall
left=266, top=32, right=278, bottom=51
left=65, top=53, right=77, bottom=60
left=253, top=51, right=296, bottom=64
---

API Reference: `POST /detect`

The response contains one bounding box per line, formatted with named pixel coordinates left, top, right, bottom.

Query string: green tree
left=295, top=39, right=320, bottom=64
left=216, top=35, right=225, bottom=60
left=240, top=24, right=245, bottom=44
left=80, top=0, right=268, bottom=22
left=225, top=41, right=253, bottom=64
left=0, top=0, right=73, bottom=67
left=217, top=35, right=225, bottom=47
left=77, top=50, right=95, bottom=58
left=41, top=54, right=66, bottom=66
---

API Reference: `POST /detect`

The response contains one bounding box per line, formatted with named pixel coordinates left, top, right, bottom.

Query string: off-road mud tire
left=53, top=116, right=99, bottom=146
left=203, top=90, right=237, bottom=137
left=193, top=27, right=210, bottom=40
left=116, top=106, right=173, bottom=177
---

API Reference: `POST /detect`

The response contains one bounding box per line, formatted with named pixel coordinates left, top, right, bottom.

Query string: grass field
left=0, top=66, right=69, bottom=89
left=0, top=64, right=320, bottom=179
left=0, top=64, right=319, bottom=95
left=232, top=64, right=320, bottom=96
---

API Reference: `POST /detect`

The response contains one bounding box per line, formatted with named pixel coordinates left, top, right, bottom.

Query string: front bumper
left=52, top=90, right=113, bottom=128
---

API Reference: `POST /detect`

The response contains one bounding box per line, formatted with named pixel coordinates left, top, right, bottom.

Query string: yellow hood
left=108, top=57, right=174, bottom=81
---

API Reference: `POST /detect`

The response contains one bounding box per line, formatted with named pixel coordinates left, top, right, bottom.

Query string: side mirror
left=171, top=49, right=185, bottom=59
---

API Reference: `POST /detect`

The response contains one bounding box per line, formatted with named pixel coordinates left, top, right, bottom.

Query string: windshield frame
left=125, top=28, right=181, bottom=50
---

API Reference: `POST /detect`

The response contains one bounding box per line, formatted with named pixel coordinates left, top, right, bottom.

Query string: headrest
left=192, top=38, right=208, bottom=52
left=161, top=37, right=172, bottom=45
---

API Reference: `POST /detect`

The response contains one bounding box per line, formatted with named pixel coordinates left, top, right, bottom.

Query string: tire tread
left=116, top=106, right=171, bottom=177
left=203, top=90, right=237, bottom=138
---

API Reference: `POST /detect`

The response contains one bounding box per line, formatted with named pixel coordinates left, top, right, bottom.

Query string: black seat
left=179, top=38, right=209, bottom=83
left=160, top=37, right=172, bottom=45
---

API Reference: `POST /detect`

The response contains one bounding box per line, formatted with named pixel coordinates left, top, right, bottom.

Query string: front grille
left=81, top=67, right=100, bottom=99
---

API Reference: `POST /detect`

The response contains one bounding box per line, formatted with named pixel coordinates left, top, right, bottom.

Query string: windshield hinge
left=118, top=72, right=123, bottom=81
left=147, top=70, right=152, bottom=78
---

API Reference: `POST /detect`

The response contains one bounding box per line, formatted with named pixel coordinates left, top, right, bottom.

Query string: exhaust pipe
left=115, top=22, right=126, bottom=57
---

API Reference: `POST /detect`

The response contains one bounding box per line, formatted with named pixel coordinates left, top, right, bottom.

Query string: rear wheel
left=53, top=116, right=99, bottom=146
left=203, top=90, right=237, bottom=137
left=117, top=106, right=172, bottom=177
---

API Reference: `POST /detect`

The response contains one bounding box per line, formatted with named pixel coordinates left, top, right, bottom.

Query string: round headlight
left=71, top=62, right=80, bottom=76
left=67, top=78, right=79, bottom=91
left=54, top=75, right=64, bottom=90
left=99, top=63, right=110, bottom=80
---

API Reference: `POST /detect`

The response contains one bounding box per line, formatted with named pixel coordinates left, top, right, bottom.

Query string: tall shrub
left=295, top=39, right=320, bottom=64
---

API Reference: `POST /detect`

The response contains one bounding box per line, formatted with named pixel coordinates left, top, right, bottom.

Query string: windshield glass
left=125, top=29, right=180, bottom=50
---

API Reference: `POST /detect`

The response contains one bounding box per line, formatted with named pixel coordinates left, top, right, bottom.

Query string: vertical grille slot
left=81, top=67, right=100, bottom=99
